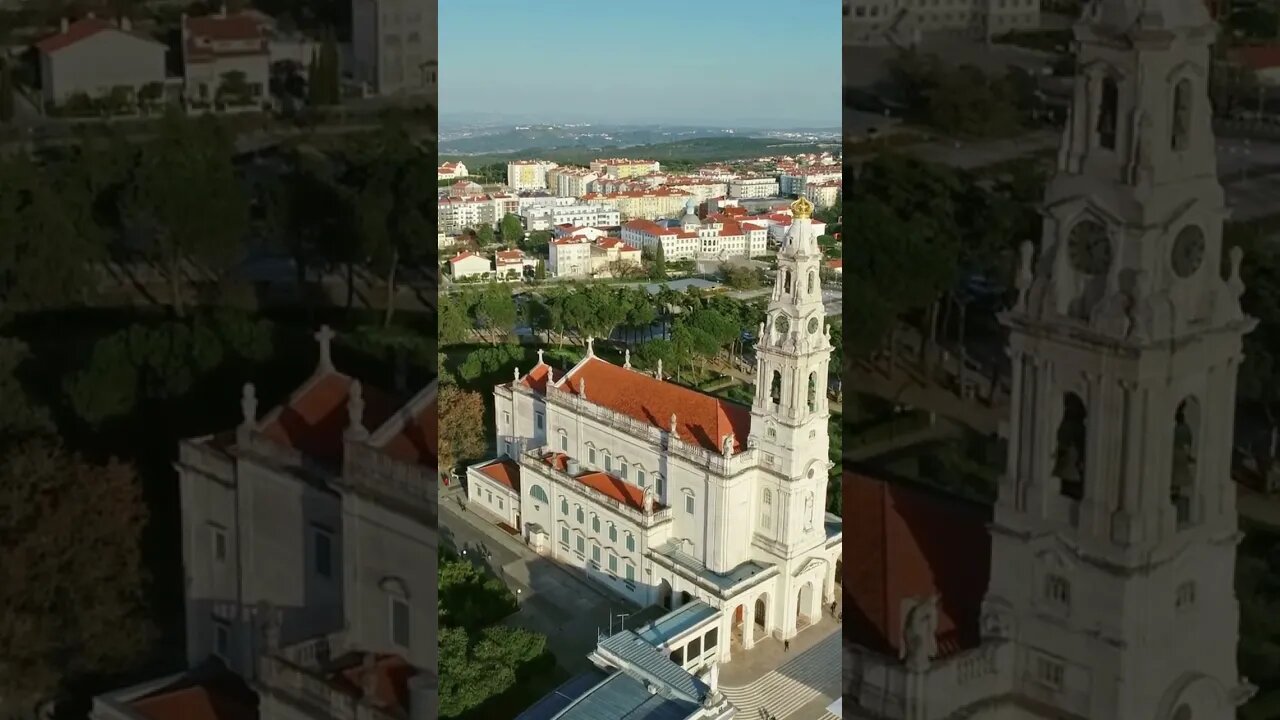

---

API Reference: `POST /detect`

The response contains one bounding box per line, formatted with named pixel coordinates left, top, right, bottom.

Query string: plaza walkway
left=719, top=630, right=842, bottom=719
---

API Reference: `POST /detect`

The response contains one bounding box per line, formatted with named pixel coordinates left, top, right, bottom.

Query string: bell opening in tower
left=1053, top=392, right=1087, bottom=501
left=1097, top=76, right=1119, bottom=151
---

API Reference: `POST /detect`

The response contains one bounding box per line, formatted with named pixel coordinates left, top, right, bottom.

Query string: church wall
left=179, top=457, right=242, bottom=671
left=466, top=471, right=518, bottom=527
left=342, top=493, right=437, bottom=671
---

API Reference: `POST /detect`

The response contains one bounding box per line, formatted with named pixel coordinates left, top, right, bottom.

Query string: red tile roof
left=331, top=654, right=417, bottom=715
left=184, top=12, right=268, bottom=63
left=378, top=397, right=437, bottom=469
left=129, top=661, right=258, bottom=720
left=560, top=357, right=750, bottom=454
left=259, top=372, right=399, bottom=466
left=843, top=471, right=990, bottom=661
left=477, top=459, right=521, bottom=492
left=520, top=364, right=552, bottom=394
left=36, top=18, right=160, bottom=54
left=538, top=452, right=662, bottom=511
left=1235, top=45, right=1280, bottom=70
left=828, top=259, right=843, bottom=269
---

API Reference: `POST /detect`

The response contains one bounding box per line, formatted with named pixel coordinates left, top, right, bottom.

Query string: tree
left=476, top=224, right=495, bottom=246
left=438, top=385, right=488, bottom=475
left=472, top=284, right=517, bottom=342
left=534, top=259, right=546, bottom=281
left=499, top=213, right=524, bottom=245
left=0, top=441, right=154, bottom=714
left=0, top=338, right=53, bottom=442
left=652, top=242, right=667, bottom=279
left=122, top=109, right=249, bottom=317
left=217, top=70, right=252, bottom=106
left=439, top=297, right=472, bottom=346
left=0, top=59, right=14, bottom=124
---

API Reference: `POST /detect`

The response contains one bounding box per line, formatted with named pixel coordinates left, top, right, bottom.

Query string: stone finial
left=514, top=366, right=520, bottom=382
left=722, top=434, right=734, bottom=457
left=670, top=413, right=678, bottom=434
left=346, top=381, right=367, bottom=440
left=361, top=653, right=378, bottom=698
left=656, top=359, right=663, bottom=379
left=1015, top=240, right=1034, bottom=311
left=624, top=349, right=632, bottom=369
left=240, top=382, right=257, bottom=427
left=643, top=485, right=656, bottom=514
left=315, top=325, right=336, bottom=371
left=579, top=378, right=587, bottom=400
left=585, top=336, right=595, bottom=356
left=1229, top=245, right=1245, bottom=286
left=537, top=348, right=545, bottom=365
left=547, top=366, right=555, bottom=383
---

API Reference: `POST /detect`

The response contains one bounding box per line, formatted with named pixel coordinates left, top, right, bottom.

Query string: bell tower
left=982, top=0, right=1256, bottom=716
left=749, top=196, right=832, bottom=550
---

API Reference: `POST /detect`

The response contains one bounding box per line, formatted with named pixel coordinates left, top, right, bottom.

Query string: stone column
left=744, top=600, right=756, bottom=650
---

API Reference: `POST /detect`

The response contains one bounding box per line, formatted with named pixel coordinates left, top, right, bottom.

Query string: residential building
left=495, top=248, right=535, bottom=279
left=778, top=166, right=842, bottom=197
left=802, top=180, right=841, bottom=209
left=844, top=2, right=1256, bottom=716
left=845, top=0, right=1040, bottom=46
left=825, top=259, right=842, bottom=276
left=548, top=233, right=643, bottom=279
left=522, top=203, right=621, bottom=232
left=35, top=16, right=167, bottom=106
left=589, top=158, right=661, bottom=179
left=446, top=180, right=484, bottom=197
left=351, top=0, right=433, bottom=95
left=621, top=200, right=767, bottom=261
left=664, top=178, right=729, bottom=205
left=547, top=167, right=599, bottom=198
left=181, top=9, right=270, bottom=109
left=438, top=161, right=469, bottom=180
left=508, top=160, right=559, bottom=191
left=449, top=251, right=491, bottom=280
left=97, top=328, right=438, bottom=719
left=729, top=177, right=781, bottom=199
left=471, top=198, right=841, bottom=673
left=582, top=188, right=693, bottom=221
left=438, top=195, right=495, bottom=234
left=468, top=459, right=520, bottom=528
left=548, top=234, right=595, bottom=278
left=752, top=212, right=827, bottom=246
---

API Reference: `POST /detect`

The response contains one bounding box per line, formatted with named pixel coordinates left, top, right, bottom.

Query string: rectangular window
left=536, top=412, right=544, bottom=430
left=685, top=495, right=694, bottom=514
left=487, top=490, right=493, bottom=502
left=561, top=434, right=569, bottom=451
left=313, top=527, right=333, bottom=580
left=604, top=455, right=612, bottom=472
left=561, top=527, right=570, bottom=545
left=609, top=554, right=617, bottom=572
left=213, top=618, right=230, bottom=659
left=391, top=598, right=410, bottom=648
left=705, top=628, right=718, bottom=649
left=577, top=535, right=585, bottom=553
left=498, top=498, right=503, bottom=510
left=589, top=448, right=597, bottom=465
left=626, top=564, right=635, bottom=581
left=592, top=544, right=601, bottom=562
left=635, top=469, right=643, bottom=485
left=503, top=411, right=511, bottom=425
left=1035, top=656, right=1064, bottom=689
left=687, top=636, right=701, bottom=659
left=210, top=525, right=226, bottom=563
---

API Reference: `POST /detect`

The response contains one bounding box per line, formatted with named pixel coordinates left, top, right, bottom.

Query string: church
left=467, top=196, right=843, bottom=678
left=844, top=0, right=1258, bottom=717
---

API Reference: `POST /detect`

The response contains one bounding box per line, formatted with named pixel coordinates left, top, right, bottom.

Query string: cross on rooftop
left=315, top=325, right=335, bottom=370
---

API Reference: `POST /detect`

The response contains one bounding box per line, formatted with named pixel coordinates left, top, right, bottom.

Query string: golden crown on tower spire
left=790, top=196, right=814, bottom=219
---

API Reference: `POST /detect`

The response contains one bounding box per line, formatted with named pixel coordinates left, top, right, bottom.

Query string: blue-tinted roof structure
left=636, top=601, right=719, bottom=648
left=597, top=631, right=709, bottom=703
left=514, top=670, right=610, bottom=720
left=555, top=672, right=699, bottom=720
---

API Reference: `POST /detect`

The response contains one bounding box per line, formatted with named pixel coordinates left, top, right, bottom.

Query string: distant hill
left=440, top=136, right=840, bottom=166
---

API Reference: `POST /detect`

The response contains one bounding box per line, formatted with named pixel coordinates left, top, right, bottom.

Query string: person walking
left=784, top=639, right=790, bottom=652
left=830, top=600, right=837, bottom=617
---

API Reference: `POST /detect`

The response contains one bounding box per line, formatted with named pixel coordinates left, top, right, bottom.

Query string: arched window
left=560, top=497, right=568, bottom=515
left=807, top=271, right=815, bottom=294
left=762, top=489, right=773, bottom=529
left=530, top=485, right=550, bottom=504
left=592, top=514, right=601, bottom=533
left=575, top=506, right=584, bottom=524
left=783, top=270, right=792, bottom=293
left=1171, top=397, right=1200, bottom=526
left=558, top=429, right=568, bottom=451
left=1053, top=393, right=1087, bottom=500
left=608, top=523, right=617, bottom=542
left=603, top=450, right=612, bottom=473
left=807, top=372, right=817, bottom=412
left=1097, top=76, right=1119, bottom=150
left=626, top=532, right=635, bottom=552
left=1172, top=78, right=1192, bottom=151
left=770, top=371, right=782, bottom=405
left=1044, top=574, right=1071, bottom=607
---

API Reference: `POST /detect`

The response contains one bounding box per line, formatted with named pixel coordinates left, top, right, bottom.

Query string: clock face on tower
left=1067, top=219, right=1112, bottom=275
left=1172, top=225, right=1206, bottom=278
left=808, top=317, right=820, bottom=334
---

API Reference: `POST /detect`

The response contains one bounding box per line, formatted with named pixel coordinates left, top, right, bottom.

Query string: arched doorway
left=731, top=604, right=746, bottom=647
left=754, top=595, right=768, bottom=642
left=680, top=590, right=693, bottom=607
left=658, top=580, right=673, bottom=610
left=797, top=582, right=815, bottom=629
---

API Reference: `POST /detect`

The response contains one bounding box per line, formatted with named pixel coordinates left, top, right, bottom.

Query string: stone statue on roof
left=901, top=595, right=939, bottom=672
left=643, top=484, right=656, bottom=514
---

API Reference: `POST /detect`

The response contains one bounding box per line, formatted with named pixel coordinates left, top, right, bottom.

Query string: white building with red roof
left=448, top=251, right=491, bottom=280
left=621, top=199, right=768, bottom=262
left=116, top=326, right=439, bottom=718
left=180, top=8, right=270, bottom=109
left=469, top=197, right=841, bottom=673
left=494, top=248, right=534, bottom=279
left=521, top=203, right=621, bottom=232
left=35, top=15, right=167, bottom=105
left=437, top=161, right=468, bottom=180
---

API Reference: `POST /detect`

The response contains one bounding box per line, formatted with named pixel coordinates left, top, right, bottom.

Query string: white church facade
left=844, top=0, right=1258, bottom=718
left=469, top=197, right=843, bottom=672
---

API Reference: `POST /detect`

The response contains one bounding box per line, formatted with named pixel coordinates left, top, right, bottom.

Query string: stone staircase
left=720, top=633, right=841, bottom=719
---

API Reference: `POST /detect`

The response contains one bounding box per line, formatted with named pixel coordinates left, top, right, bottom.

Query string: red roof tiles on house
left=477, top=459, right=521, bottom=492
left=258, top=372, right=399, bottom=466
left=843, top=471, right=990, bottom=661
left=331, top=655, right=418, bottom=715
left=560, top=357, right=750, bottom=454
left=36, top=17, right=160, bottom=54
left=128, top=661, right=258, bottom=720
left=378, top=398, right=437, bottom=469
left=521, top=364, right=552, bottom=394
left=538, top=452, right=662, bottom=511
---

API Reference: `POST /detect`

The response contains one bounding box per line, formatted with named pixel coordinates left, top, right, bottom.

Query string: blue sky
left=439, top=0, right=841, bottom=128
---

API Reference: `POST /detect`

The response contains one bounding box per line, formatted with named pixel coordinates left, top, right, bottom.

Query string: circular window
left=1172, top=225, right=1205, bottom=278
left=808, top=317, right=820, bottom=334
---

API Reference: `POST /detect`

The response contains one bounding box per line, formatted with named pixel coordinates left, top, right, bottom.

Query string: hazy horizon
left=439, top=0, right=840, bottom=128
